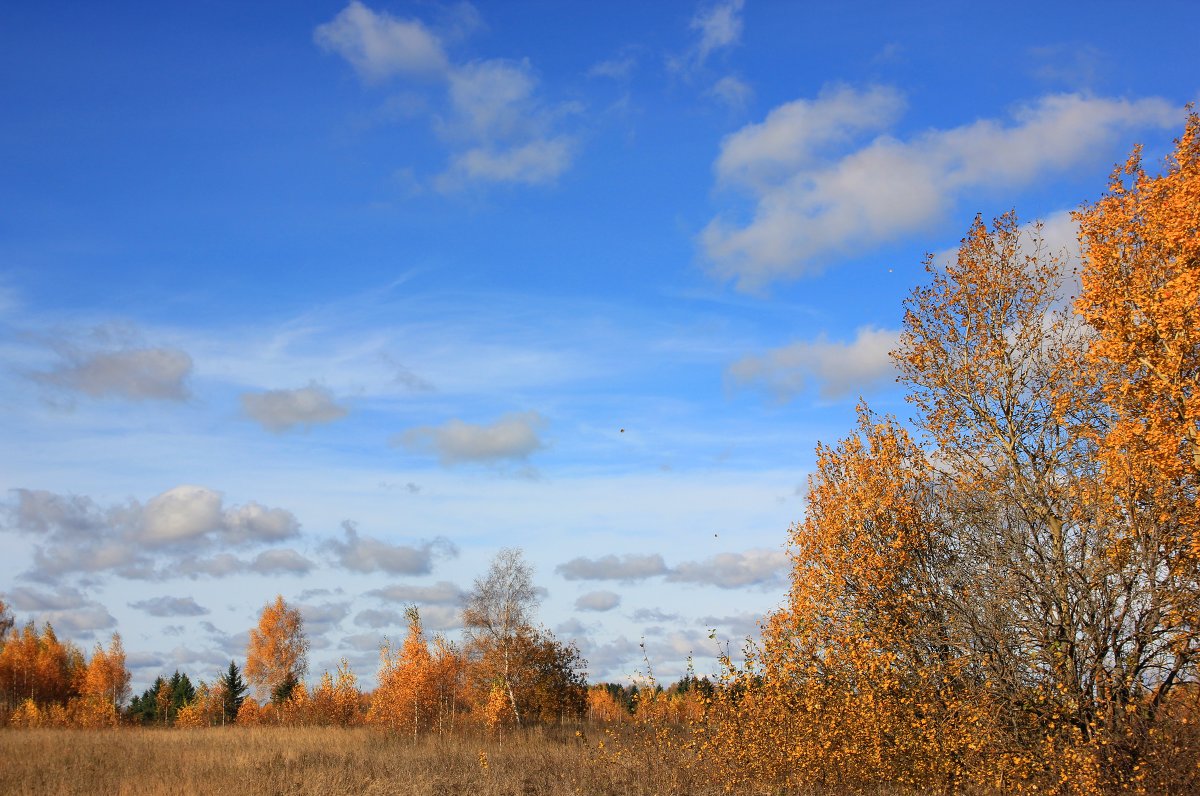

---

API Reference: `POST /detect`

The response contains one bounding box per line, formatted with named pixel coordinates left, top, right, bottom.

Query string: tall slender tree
left=462, top=548, right=538, bottom=724
left=244, top=595, right=309, bottom=703
left=216, top=661, right=248, bottom=725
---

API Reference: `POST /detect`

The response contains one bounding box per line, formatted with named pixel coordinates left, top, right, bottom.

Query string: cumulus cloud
left=556, top=554, right=668, bottom=582
left=555, top=550, right=786, bottom=590
left=249, top=549, right=314, bottom=575
left=703, top=87, right=1180, bottom=287
left=314, top=1, right=448, bottom=81
left=140, top=486, right=300, bottom=548
left=6, top=586, right=117, bottom=636
left=443, top=137, right=574, bottom=187
left=129, top=596, right=210, bottom=617
left=699, top=612, right=762, bottom=640
left=299, top=601, right=351, bottom=637
left=4, top=486, right=301, bottom=581
left=31, top=347, right=192, bottom=401
left=631, top=607, right=681, bottom=623
left=727, top=326, right=901, bottom=401
left=396, top=411, right=547, bottom=465
left=367, top=580, right=464, bottom=604
left=575, top=590, right=621, bottom=612
left=315, top=3, right=578, bottom=189
left=240, top=383, right=349, bottom=432
left=323, top=521, right=457, bottom=574
left=353, top=608, right=402, bottom=629
left=434, top=59, right=578, bottom=190
left=667, top=549, right=789, bottom=589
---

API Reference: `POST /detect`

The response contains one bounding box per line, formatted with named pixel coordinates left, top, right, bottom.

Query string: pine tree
left=217, top=661, right=248, bottom=725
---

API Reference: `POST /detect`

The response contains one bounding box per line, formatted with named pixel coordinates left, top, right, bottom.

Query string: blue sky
left=2, top=0, right=1197, bottom=691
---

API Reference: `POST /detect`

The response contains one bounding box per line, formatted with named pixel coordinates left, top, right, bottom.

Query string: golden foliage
left=244, top=595, right=309, bottom=703
left=684, top=114, right=1200, bottom=795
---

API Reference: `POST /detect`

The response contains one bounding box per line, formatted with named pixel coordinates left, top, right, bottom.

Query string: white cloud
left=442, top=137, right=574, bottom=187
left=140, top=486, right=301, bottom=548
left=691, top=0, right=745, bottom=66
left=5, top=586, right=116, bottom=636
left=314, top=5, right=578, bottom=189
left=666, top=549, right=788, bottom=588
left=249, top=548, right=315, bottom=575
left=575, top=590, right=621, bottom=612
left=556, top=553, right=668, bottom=582
left=703, top=88, right=1179, bottom=287
left=129, top=596, right=210, bottom=617
left=299, top=601, right=351, bottom=637
left=314, top=1, right=448, bottom=81
left=588, top=54, right=637, bottom=81
left=142, top=486, right=223, bottom=546
left=5, top=486, right=301, bottom=580
left=31, top=347, right=192, bottom=401
left=367, top=580, right=464, bottom=604
left=727, top=326, right=901, bottom=400
left=323, top=521, right=458, bottom=574
left=715, top=85, right=905, bottom=189
left=710, top=75, right=752, bottom=109
left=353, top=608, right=402, bottom=629
left=397, top=410, right=547, bottom=465
left=241, top=383, right=349, bottom=433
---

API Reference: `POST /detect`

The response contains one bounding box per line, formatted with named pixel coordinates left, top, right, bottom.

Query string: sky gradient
left=2, top=0, right=1198, bottom=691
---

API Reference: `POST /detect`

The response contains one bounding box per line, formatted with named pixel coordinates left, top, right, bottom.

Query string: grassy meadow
left=0, top=725, right=719, bottom=796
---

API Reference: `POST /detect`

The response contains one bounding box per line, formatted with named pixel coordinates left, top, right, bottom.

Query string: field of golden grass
left=0, top=725, right=717, bottom=796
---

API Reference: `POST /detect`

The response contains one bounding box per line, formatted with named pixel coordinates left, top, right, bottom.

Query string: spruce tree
left=218, top=661, right=248, bottom=724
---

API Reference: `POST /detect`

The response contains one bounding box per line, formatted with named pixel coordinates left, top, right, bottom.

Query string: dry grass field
left=0, top=725, right=717, bottom=796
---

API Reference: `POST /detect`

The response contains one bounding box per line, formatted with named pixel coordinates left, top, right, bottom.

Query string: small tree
left=462, top=548, right=538, bottom=724
left=217, top=661, right=248, bottom=725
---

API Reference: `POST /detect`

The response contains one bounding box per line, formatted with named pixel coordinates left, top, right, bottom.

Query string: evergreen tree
left=169, top=670, right=196, bottom=717
left=217, top=661, right=248, bottom=724
left=271, top=670, right=299, bottom=706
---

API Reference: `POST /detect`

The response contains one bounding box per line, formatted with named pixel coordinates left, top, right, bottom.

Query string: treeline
left=0, top=592, right=710, bottom=732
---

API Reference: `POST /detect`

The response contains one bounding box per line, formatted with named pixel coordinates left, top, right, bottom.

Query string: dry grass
left=0, top=725, right=719, bottom=796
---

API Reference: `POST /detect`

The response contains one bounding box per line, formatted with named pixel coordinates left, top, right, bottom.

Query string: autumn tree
left=244, top=595, right=309, bottom=704
left=699, top=136, right=1200, bottom=792
left=0, top=620, right=84, bottom=716
left=369, top=606, right=446, bottom=735
left=477, top=628, right=587, bottom=726
left=463, top=547, right=538, bottom=724
left=309, top=659, right=361, bottom=726
left=82, top=632, right=131, bottom=708
left=0, top=598, right=13, bottom=641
